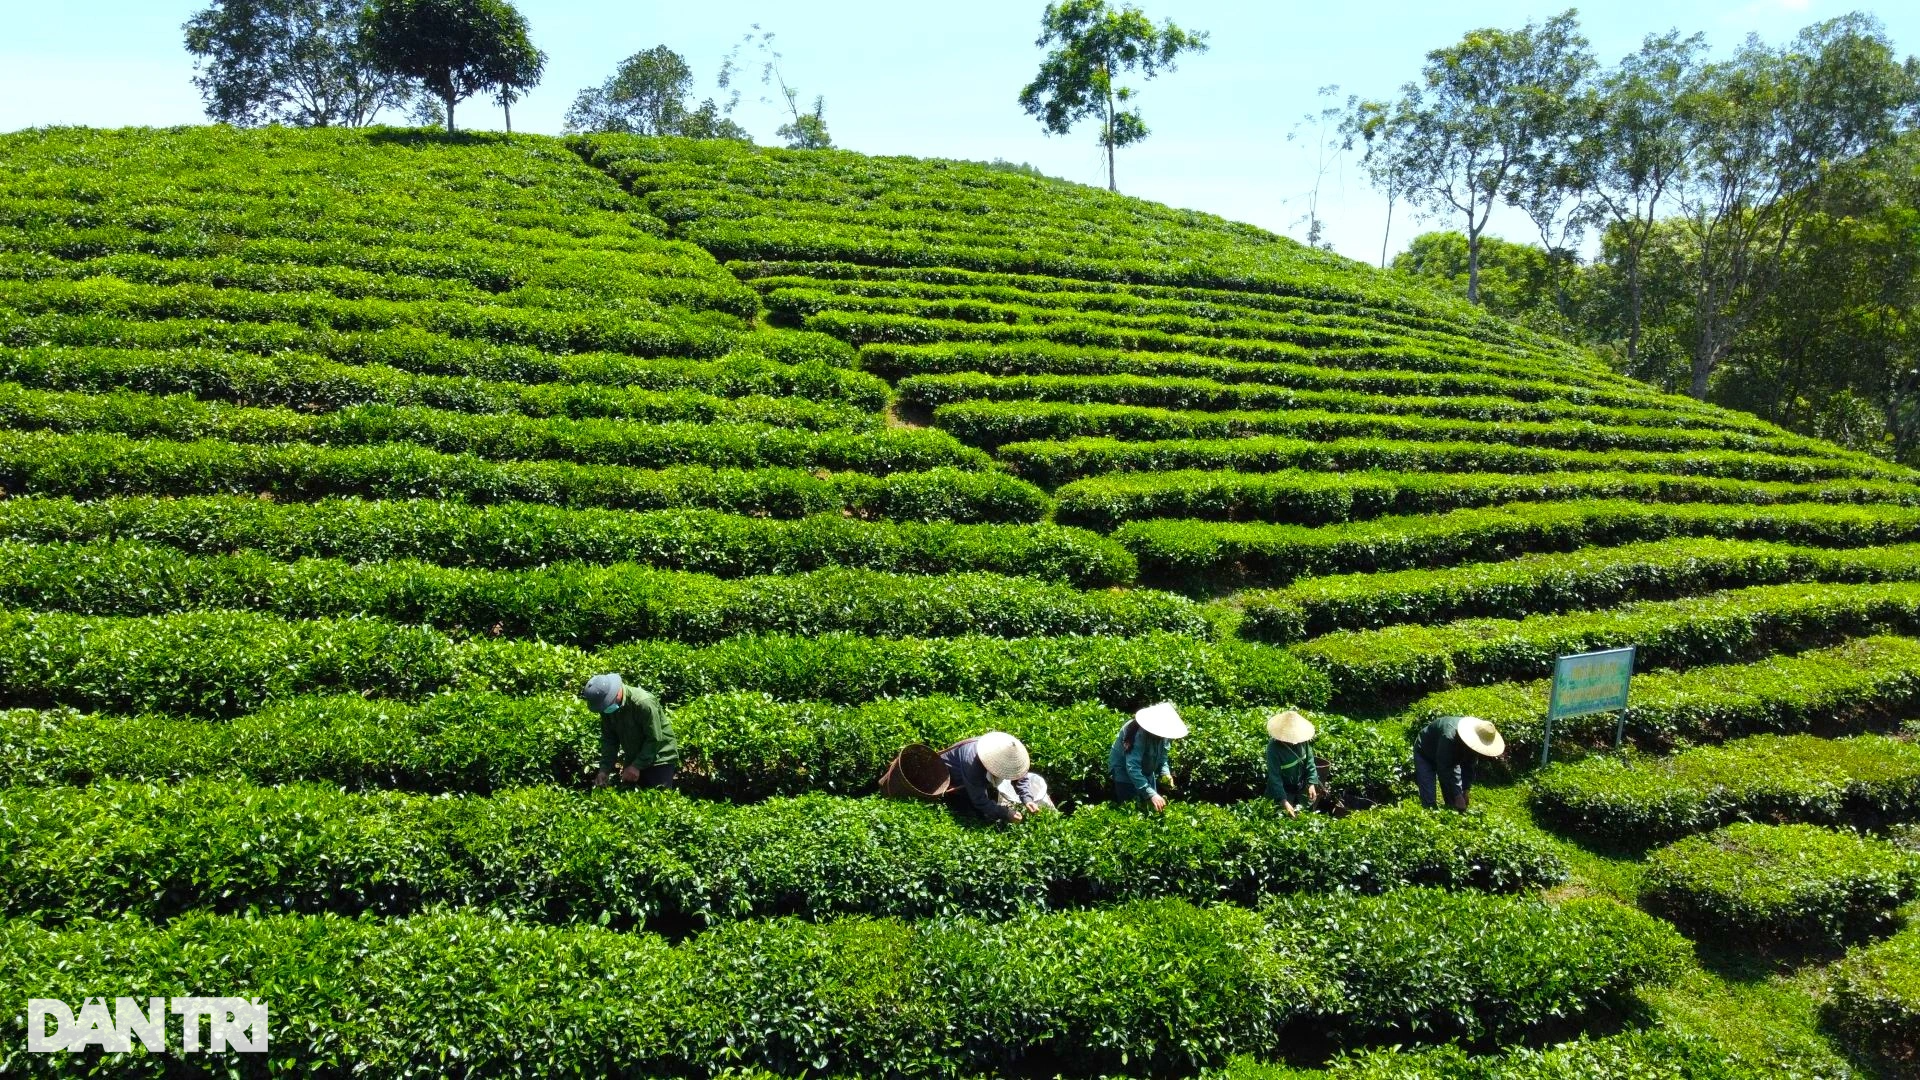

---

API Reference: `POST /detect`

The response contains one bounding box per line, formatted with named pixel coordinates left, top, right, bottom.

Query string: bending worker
left=1265, top=708, right=1322, bottom=818
left=1111, top=701, right=1188, bottom=812
left=941, top=731, right=1051, bottom=823
left=1413, top=714, right=1503, bottom=810
left=582, top=673, right=679, bottom=789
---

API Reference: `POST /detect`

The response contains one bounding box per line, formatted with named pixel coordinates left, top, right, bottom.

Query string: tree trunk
left=1466, top=226, right=1482, bottom=305
left=1380, top=197, right=1395, bottom=269
left=1625, top=255, right=1644, bottom=363
left=503, top=98, right=512, bottom=134
left=445, top=92, right=456, bottom=133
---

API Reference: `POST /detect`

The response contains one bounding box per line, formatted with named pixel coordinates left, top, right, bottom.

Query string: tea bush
left=1825, top=923, right=1920, bottom=1077
left=1641, top=823, right=1920, bottom=944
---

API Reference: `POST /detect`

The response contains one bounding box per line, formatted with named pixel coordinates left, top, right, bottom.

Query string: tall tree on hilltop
left=487, top=19, right=544, bottom=133
left=183, top=0, right=409, bottom=127
left=565, top=45, right=748, bottom=139
left=1349, top=10, right=1593, bottom=305
left=1019, top=0, right=1207, bottom=192
left=361, top=0, right=539, bottom=133
left=1673, top=13, right=1919, bottom=400
left=723, top=27, right=831, bottom=150
left=1570, top=30, right=1706, bottom=364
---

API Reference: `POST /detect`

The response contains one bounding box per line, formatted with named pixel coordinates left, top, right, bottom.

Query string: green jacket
left=1109, top=720, right=1172, bottom=803
left=597, top=687, right=679, bottom=772
left=1265, top=739, right=1320, bottom=804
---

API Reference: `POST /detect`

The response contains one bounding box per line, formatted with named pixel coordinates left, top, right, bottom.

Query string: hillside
left=1, top=126, right=1918, bottom=1077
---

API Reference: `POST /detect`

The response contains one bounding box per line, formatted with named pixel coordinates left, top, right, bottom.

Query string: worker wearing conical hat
left=1110, top=701, right=1188, bottom=812
left=1264, top=709, right=1321, bottom=818
left=1414, top=714, right=1504, bottom=811
left=940, top=731, right=1052, bottom=823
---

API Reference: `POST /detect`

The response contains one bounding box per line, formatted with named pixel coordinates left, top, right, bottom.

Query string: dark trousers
left=1414, top=753, right=1469, bottom=809
left=626, top=763, right=678, bottom=790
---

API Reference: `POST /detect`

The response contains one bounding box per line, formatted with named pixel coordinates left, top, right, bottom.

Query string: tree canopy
left=1018, top=0, right=1206, bottom=192
left=360, top=0, right=540, bottom=133
left=183, top=0, right=410, bottom=127
left=564, top=46, right=748, bottom=140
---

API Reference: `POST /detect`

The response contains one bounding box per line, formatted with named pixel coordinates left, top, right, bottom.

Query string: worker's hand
left=1149, top=793, right=1167, bottom=813
left=1307, top=784, right=1322, bottom=804
left=1281, top=801, right=1298, bottom=819
left=1008, top=809, right=1024, bottom=823
left=590, top=769, right=611, bottom=789
left=1449, top=793, right=1469, bottom=811
left=620, top=764, right=641, bottom=784
left=1024, top=800, right=1043, bottom=814
left=1160, top=773, right=1177, bottom=791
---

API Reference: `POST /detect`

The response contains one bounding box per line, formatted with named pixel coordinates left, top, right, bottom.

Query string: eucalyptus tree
left=1019, top=0, right=1207, bottom=192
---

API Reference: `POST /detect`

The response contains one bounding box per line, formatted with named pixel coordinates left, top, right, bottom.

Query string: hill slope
left=0, top=126, right=1913, bottom=1077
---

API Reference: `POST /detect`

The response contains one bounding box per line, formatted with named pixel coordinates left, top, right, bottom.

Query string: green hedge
left=1115, top=500, right=1920, bottom=588
left=0, top=342, right=884, bottom=423
left=937, top=399, right=1839, bottom=459
left=0, top=495, right=1135, bottom=585
left=1268, top=1031, right=1776, bottom=1080
left=0, top=541, right=1199, bottom=645
left=0, top=431, right=1048, bottom=523
left=1529, top=734, right=1920, bottom=847
left=0, top=384, right=981, bottom=474
left=1641, top=823, right=1920, bottom=944
left=0, top=888, right=1685, bottom=1076
left=1409, top=637, right=1920, bottom=763
left=0, top=782, right=1565, bottom=929
left=1295, top=580, right=1920, bottom=703
left=1244, top=539, right=1920, bottom=643
left=1825, top=923, right=1920, bottom=1076
left=0, top=609, right=1329, bottom=719
left=894, top=370, right=1776, bottom=434
left=1002, top=435, right=1893, bottom=488
left=0, top=693, right=1405, bottom=804
left=1056, top=467, right=1920, bottom=532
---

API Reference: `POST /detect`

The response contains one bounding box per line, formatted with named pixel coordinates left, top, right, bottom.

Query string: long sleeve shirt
left=1265, top=739, right=1320, bottom=805
left=1109, top=721, right=1172, bottom=803
left=1415, top=714, right=1475, bottom=807
left=940, top=738, right=1040, bottom=823
left=597, top=687, right=679, bottom=773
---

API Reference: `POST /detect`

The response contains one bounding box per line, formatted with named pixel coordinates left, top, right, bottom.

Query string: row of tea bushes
left=0, top=541, right=1204, bottom=645
left=1529, top=734, right=1920, bottom=845
left=1641, top=823, right=1920, bottom=945
left=1115, top=500, right=1920, bottom=589
left=0, top=608, right=1331, bottom=719
left=1294, top=580, right=1920, bottom=703
left=0, top=431, right=1047, bottom=522
left=0, top=343, right=884, bottom=424
left=1408, top=636, right=1920, bottom=762
left=0, top=783, right=1565, bottom=927
left=1243, top=539, right=1920, bottom=642
left=0, top=693, right=1400, bottom=803
left=1001, top=434, right=1893, bottom=489
left=1826, top=922, right=1920, bottom=1077
left=0, top=495, right=1134, bottom=584
left=1056, top=466, right=1920, bottom=532
left=1240, top=1030, right=1778, bottom=1080
left=0, top=889, right=1687, bottom=1076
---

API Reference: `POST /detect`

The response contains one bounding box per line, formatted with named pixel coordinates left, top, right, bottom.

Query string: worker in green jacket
left=1413, top=714, right=1504, bottom=810
left=1110, top=701, right=1188, bottom=812
left=1264, top=709, right=1321, bottom=818
left=582, top=673, right=680, bottom=789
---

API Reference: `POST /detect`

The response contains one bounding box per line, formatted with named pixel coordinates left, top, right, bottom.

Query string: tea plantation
left=1, top=125, right=1918, bottom=1077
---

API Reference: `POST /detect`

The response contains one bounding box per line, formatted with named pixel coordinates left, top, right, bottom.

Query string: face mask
left=600, top=703, right=621, bottom=715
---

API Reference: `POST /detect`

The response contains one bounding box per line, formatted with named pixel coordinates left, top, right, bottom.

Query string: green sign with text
left=1547, top=646, right=1636, bottom=721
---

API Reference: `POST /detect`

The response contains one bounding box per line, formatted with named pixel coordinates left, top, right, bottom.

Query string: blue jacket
left=940, top=738, right=1040, bottom=823
left=1109, top=720, right=1171, bottom=803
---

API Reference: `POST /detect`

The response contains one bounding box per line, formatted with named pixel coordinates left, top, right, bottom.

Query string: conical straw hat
left=975, top=731, right=1030, bottom=779
left=1265, top=709, right=1316, bottom=744
left=1134, top=701, right=1188, bottom=739
left=1459, top=716, right=1505, bottom=758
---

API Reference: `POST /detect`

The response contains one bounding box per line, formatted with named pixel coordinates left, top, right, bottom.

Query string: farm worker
left=1265, top=709, right=1322, bottom=818
left=1110, top=701, right=1188, bottom=812
left=582, top=673, right=679, bottom=789
left=940, top=731, right=1053, bottom=823
left=1413, top=714, right=1504, bottom=811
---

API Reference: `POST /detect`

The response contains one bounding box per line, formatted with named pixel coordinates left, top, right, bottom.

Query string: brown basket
left=878, top=743, right=952, bottom=800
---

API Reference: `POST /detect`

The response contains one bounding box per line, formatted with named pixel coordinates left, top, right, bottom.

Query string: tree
left=1571, top=31, right=1706, bottom=363
left=1018, top=1, right=1207, bottom=192
left=360, top=0, right=539, bottom=133
left=487, top=20, right=544, bottom=133
left=1673, top=14, right=1919, bottom=399
left=183, top=0, right=410, bottom=127
left=1349, top=10, right=1593, bottom=304
left=564, top=46, right=748, bottom=140
left=724, top=27, right=831, bottom=150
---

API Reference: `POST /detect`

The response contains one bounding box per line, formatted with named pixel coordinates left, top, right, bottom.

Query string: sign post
left=1539, top=646, right=1635, bottom=767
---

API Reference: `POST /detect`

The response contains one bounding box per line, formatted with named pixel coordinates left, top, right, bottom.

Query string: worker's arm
left=1264, top=742, right=1289, bottom=803
left=597, top=713, right=621, bottom=773
left=630, top=697, right=663, bottom=766
left=961, top=760, right=1015, bottom=822
left=1304, top=747, right=1320, bottom=788
left=1012, top=773, right=1041, bottom=805
left=1436, top=733, right=1466, bottom=807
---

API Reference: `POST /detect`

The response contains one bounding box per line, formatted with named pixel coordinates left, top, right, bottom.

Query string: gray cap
left=581, top=673, right=624, bottom=713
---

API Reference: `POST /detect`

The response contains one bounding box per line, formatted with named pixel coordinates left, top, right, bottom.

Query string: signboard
left=1539, top=646, right=1635, bottom=766
left=1547, top=646, right=1636, bottom=721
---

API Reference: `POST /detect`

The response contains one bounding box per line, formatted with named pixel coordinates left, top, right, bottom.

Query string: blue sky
left=4, top=1, right=1913, bottom=265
